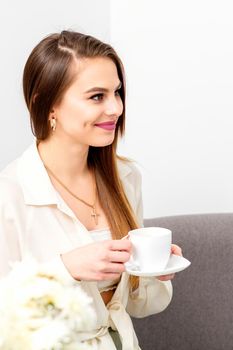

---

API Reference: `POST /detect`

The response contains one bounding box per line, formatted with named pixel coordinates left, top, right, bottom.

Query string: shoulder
left=117, top=157, right=142, bottom=186
left=117, top=157, right=143, bottom=220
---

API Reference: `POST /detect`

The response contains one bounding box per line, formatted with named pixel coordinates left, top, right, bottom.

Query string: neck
left=37, top=136, right=90, bottom=181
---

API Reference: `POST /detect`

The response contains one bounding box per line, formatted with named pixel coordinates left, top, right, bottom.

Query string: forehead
left=71, top=57, right=120, bottom=91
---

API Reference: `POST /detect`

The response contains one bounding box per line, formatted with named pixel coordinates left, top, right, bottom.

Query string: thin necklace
left=44, top=164, right=100, bottom=225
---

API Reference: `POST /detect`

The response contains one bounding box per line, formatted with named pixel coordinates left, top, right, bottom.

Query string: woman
left=0, top=30, right=181, bottom=349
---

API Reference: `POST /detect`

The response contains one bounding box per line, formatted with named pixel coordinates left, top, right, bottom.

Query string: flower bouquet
left=0, top=256, right=96, bottom=350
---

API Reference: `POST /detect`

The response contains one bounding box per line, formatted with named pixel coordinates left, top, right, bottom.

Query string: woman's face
left=51, top=57, right=123, bottom=147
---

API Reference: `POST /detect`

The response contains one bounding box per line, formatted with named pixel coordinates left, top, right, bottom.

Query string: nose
left=104, top=96, right=123, bottom=117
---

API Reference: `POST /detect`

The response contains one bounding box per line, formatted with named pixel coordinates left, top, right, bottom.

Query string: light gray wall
left=0, top=0, right=110, bottom=169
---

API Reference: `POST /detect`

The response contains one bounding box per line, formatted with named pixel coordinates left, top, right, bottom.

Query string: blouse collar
left=17, top=140, right=132, bottom=206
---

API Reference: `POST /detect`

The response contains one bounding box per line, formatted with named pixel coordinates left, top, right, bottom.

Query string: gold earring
left=50, top=117, right=57, bottom=132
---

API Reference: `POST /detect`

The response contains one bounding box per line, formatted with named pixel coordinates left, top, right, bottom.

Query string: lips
left=94, top=121, right=116, bottom=131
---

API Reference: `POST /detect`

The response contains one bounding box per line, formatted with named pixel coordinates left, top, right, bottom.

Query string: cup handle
left=123, top=232, right=140, bottom=271
left=125, top=257, right=140, bottom=271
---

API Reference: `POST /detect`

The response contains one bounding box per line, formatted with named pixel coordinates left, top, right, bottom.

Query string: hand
left=156, top=244, right=183, bottom=282
left=61, top=239, right=132, bottom=281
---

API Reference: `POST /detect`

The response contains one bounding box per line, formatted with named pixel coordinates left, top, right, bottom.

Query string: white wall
left=1, top=1, right=233, bottom=219
left=111, top=0, right=233, bottom=218
left=0, top=0, right=110, bottom=169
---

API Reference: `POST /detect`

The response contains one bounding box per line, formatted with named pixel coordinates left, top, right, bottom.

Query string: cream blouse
left=0, top=141, right=172, bottom=350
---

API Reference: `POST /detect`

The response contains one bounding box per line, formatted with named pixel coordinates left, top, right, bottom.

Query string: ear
left=32, top=93, right=38, bottom=103
left=48, top=109, right=55, bottom=119
left=49, top=111, right=57, bottom=132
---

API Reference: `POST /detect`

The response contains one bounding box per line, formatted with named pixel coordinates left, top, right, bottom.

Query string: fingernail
left=121, top=234, right=129, bottom=240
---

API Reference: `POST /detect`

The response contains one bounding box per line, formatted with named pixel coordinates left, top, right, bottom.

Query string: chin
left=91, top=137, right=115, bottom=147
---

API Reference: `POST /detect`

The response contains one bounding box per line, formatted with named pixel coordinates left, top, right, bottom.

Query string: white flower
left=31, top=319, right=70, bottom=350
left=0, top=255, right=96, bottom=350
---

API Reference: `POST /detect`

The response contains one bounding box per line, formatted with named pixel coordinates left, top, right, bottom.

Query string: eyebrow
left=84, top=82, right=122, bottom=94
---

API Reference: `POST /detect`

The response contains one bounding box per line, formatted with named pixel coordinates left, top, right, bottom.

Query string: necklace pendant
left=91, top=206, right=100, bottom=225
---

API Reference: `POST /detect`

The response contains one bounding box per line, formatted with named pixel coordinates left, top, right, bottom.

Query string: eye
left=91, top=93, right=104, bottom=101
left=90, top=89, right=121, bottom=102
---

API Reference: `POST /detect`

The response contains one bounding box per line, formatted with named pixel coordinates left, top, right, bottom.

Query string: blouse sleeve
left=126, top=278, right=172, bottom=318
left=135, top=167, right=144, bottom=228
left=0, top=178, right=22, bottom=277
left=123, top=161, right=144, bottom=228
left=0, top=177, right=73, bottom=282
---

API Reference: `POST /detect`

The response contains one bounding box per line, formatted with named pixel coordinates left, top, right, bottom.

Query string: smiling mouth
left=94, top=121, right=116, bottom=131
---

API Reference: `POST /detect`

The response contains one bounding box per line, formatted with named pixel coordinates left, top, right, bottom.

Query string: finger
left=106, top=262, right=126, bottom=274
left=98, top=272, right=122, bottom=281
left=107, top=239, right=132, bottom=252
left=171, top=244, right=183, bottom=256
left=108, top=250, right=131, bottom=263
left=156, top=273, right=175, bottom=281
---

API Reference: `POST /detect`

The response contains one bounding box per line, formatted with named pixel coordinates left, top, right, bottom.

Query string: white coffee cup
left=126, top=227, right=172, bottom=272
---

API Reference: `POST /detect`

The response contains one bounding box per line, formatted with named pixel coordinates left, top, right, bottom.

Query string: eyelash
left=90, top=89, right=121, bottom=102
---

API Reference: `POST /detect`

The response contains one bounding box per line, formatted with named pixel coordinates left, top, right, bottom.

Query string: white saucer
left=125, top=254, right=191, bottom=277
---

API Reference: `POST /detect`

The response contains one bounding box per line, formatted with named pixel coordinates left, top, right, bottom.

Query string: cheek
left=75, top=101, right=100, bottom=123
left=60, top=103, right=92, bottom=126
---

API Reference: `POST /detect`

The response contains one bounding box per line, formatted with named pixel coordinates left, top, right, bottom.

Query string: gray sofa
left=132, top=213, right=233, bottom=350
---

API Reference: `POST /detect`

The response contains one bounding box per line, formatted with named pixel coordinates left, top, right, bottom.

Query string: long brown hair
left=23, top=30, right=139, bottom=288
